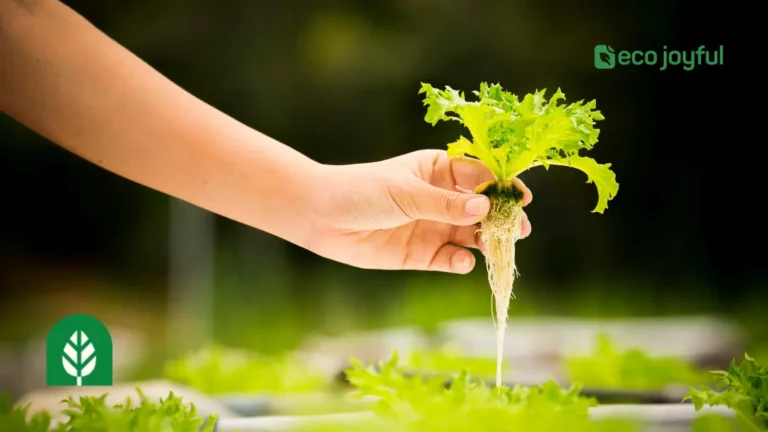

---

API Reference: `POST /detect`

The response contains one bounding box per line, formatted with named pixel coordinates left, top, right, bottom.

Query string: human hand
left=304, top=150, right=532, bottom=274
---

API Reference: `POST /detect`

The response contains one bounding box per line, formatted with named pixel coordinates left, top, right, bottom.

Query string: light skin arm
left=0, top=0, right=325, bottom=248
left=0, top=0, right=532, bottom=274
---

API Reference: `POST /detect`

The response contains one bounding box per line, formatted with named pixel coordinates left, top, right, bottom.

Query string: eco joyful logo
left=46, top=314, right=113, bottom=386
left=594, top=44, right=723, bottom=71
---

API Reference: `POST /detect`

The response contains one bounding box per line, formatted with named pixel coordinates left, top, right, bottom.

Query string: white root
left=479, top=199, right=524, bottom=388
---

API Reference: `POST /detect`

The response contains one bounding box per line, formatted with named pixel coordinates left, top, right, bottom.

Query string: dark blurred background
left=0, top=0, right=745, bottom=397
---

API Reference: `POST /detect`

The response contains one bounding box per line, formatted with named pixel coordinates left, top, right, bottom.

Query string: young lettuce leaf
left=0, top=394, right=51, bottom=432
left=419, top=82, right=619, bottom=213
left=343, top=351, right=638, bottom=431
left=0, top=391, right=216, bottom=432
left=684, top=353, right=768, bottom=431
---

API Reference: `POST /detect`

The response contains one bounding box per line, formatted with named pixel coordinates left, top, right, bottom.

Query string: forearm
left=0, top=0, right=323, bottom=247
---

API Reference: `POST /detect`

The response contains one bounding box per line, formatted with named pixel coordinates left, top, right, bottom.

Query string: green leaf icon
left=62, top=330, right=97, bottom=386
left=46, top=314, right=113, bottom=386
left=594, top=45, right=616, bottom=69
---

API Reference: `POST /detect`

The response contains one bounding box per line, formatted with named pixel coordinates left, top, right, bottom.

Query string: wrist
left=287, top=161, right=355, bottom=251
left=284, top=158, right=330, bottom=246
left=244, top=152, right=330, bottom=250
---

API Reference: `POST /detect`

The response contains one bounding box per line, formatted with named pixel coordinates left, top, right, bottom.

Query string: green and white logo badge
left=46, top=314, right=113, bottom=387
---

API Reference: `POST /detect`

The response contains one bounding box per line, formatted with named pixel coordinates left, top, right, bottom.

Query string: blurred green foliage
left=406, top=346, right=497, bottom=378
left=163, top=345, right=329, bottom=395
left=0, top=391, right=216, bottom=432
left=161, top=343, right=498, bottom=396
left=565, top=334, right=708, bottom=390
left=0, top=393, right=52, bottom=432
left=692, top=415, right=744, bottom=432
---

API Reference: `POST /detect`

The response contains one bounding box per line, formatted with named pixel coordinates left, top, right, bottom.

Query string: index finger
left=449, top=156, right=494, bottom=191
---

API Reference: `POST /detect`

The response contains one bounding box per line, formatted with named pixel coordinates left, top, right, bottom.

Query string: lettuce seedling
left=684, top=353, right=768, bottom=431
left=566, top=334, right=709, bottom=391
left=420, top=83, right=619, bottom=387
left=0, top=391, right=216, bottom=432
left=0, top=394, right=51, bottom=432
left=164, top=345, right=329, bottom=395
left=342, top=351, right=636, bottom=432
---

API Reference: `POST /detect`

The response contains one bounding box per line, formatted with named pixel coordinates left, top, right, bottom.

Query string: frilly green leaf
left=421, top=82, right=618, bottom=213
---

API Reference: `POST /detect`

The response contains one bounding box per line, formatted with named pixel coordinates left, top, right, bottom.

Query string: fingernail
left=452, top=251, right=473, bottom=272
left=465, top=196, right=489, bottom=216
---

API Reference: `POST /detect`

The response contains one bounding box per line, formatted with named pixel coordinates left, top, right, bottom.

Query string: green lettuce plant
left=163, top=345, right=328, bottom=395
left=0, top=391, right=216, bottom=432
left=565, top=334, right=709, bottom=390
left=685, top=353, right=768, bottom=431
left=339, top=351, right=637, bottom=431
left=421, top=82, right=618, bottom=387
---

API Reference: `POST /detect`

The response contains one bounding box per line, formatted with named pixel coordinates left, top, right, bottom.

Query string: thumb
left=406, top=184, right=490, bottom=226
